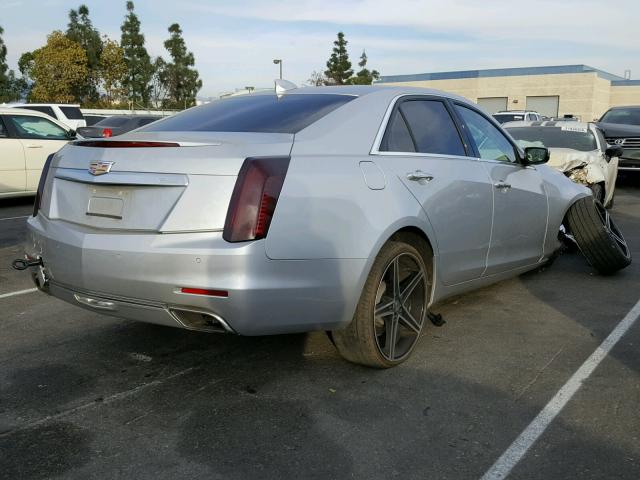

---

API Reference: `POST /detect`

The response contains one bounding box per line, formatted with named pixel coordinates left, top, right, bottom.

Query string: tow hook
left=12, top=257, right=43, bottom=271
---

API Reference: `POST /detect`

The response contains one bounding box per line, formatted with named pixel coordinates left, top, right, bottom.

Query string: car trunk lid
left=43, top=132, right=294, bottom=232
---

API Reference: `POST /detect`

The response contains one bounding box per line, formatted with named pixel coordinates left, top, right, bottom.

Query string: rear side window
left=141, top=94, right=355, bottom=134
left=380, top=111, right=415, bottom=152
left=390, top=99, right=466, bottom=156
left=60, top=106, right=84, bottom=120
left=16, top=105, right=57, bottom=119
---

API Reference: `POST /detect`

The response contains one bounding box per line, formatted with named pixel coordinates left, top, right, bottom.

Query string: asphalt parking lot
left=1, top=177, right=639, bottom=480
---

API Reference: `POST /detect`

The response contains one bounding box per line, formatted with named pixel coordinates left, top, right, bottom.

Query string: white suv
left=493, top=110, right=542, bottom=124
left=9, top=104, right=87, bottom=130
left=0, top=107, right=75, bottom=197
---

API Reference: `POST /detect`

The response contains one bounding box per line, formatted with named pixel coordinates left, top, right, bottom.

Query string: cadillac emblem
left=89, top=161, right=114, bottom=176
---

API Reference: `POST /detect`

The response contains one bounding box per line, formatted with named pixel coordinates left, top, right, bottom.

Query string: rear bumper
left=25, top=215, right=367, bottom=335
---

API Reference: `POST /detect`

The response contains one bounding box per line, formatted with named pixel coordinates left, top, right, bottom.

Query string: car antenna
left=275, top=79, right=297, bottom=97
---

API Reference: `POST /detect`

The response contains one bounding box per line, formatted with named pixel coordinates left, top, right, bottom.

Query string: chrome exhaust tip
left=168, top=308, right=234, bottom=334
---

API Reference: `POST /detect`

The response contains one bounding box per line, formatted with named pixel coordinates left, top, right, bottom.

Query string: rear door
left=375, top=96, right=493, bottom=285
left=453, top=103, right=547, bottom=274
left=0, top=116, right=26, bottom=194
left=6, top=114, right=69, bottom=191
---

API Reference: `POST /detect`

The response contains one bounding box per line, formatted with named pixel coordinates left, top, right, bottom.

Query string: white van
left=9, top=104, right=87, bottom=130
left=0, top=107, right=75, bottom=197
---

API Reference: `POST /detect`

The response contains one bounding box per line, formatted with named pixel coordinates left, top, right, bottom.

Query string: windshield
left=141, top=94, right=356, bottom=134
left=507, top=126, right=597, bottom=152
left=599, top=108, right=640, bottom=126
left=493, top=113, right=525, bottom=124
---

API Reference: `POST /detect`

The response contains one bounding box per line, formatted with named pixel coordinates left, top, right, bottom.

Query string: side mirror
left=66, top=129, right=77, bottom=139
left=523, top=146, right=549, bottom=165
left=605, top=145, right=623, bottom=159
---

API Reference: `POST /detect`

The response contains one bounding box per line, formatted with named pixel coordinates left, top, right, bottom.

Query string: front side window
left=456, top=105, right=517, bottom=162
left=0, top=117, right=7, bottom=138
left=7, top=115, right=68, bottom=140
left=141, top=94, right=355, bottom=134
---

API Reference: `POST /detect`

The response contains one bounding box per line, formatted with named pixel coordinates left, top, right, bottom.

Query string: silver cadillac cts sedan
left=17, top=85, right=631, bottom=368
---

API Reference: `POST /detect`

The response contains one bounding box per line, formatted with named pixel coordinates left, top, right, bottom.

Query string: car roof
left=494, top=110, right=536, bottom=114
left=0, top=106, right=55, bottom=117
left=502, top=120, right=593, bottom=129
left=101, top=114, right=160, bottom=120
left=606, top=105, right=640, bottom=110
left=9, top=103, right=80, bottom=107
left=238, top=84, right=472, bottom=104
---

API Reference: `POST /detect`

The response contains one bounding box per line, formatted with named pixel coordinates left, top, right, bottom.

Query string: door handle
left=406, top=171, right=434, bottom=182
left=25, top=144, right=43, bottom=149
left=494, top=182, right=511, bottom=191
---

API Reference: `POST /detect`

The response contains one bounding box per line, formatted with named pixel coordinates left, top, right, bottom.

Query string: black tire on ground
left=566, top=197, right=631, bottom=275
left=588, top=183, right=604, bottom=204
left=332, top=241, right=430, bottom=368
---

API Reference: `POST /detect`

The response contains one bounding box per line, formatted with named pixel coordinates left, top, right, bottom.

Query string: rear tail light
left=180, top=287, right=229, bottom=297
left=102, top=128, right=113, bottom=138
left=33, top=154, right=54, bottom=217
left=223, top=157, right=290, bottom=242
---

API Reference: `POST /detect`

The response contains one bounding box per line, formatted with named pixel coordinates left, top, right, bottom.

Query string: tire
left=332, top=241, right=430, bottom=368
left=566, top=197, right=631, bottom=275
left=588, top=183, right=604, bottom=203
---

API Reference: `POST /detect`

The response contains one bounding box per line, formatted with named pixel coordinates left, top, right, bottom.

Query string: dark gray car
left=76, top=115, right=161, bottom=138
left=597, top=106, right=640, bottom=172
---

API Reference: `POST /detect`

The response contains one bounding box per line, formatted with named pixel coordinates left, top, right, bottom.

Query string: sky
left=1, top=0, right=639, bottom=98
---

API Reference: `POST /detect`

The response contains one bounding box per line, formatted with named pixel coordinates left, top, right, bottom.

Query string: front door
left=374, top=96, right=493, bottom=285
left=6, top=114, right=70, bottom=191
left=0, top=116, right=26, bottom=194
left=453, top=104, right=547, bottom=274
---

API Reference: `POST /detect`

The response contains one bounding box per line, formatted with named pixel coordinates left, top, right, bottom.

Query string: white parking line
left=0, top=288, right=38, bottom=300
left=481, top=298, right=640, bottom=480
left=0, top=215, right=29, bottom=222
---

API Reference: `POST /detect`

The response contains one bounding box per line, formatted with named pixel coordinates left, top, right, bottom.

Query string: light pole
left=273, top=59, right=282, bottom=79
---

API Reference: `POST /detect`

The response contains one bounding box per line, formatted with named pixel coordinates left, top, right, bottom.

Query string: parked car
left=9, top=104, right=86, bottom=130
left=0, top=107, right=75, bottom=198
left=76, top=115, right=161, bottom=138
left=492, top=110, right=542, bottom=124
left=504, top=121, right=621, bottom=207
left=15, top=85, right=631, bottom=368
left=597, top=106, right=640, bottom=172
left=83, top=114, right=107, bottom=126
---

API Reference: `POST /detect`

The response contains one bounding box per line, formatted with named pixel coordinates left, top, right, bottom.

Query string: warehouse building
left=377, top=64, right=640, bottom=121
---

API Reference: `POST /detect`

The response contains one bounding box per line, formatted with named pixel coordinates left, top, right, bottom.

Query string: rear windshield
left=96, top=116, right=132, bottom=127
left=507, top=126, right=597, bottom=152
left=493, top=113, right=525, bottom=124
left=60, top=106, right=84, bottom=120
left=141, top=94, right=356, bottom=134
left=599, top=108, right=640, bottom=126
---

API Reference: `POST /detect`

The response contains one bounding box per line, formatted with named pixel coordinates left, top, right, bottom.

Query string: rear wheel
left=332, top=241, right=429, bottom=368
left=566, top=197, right=631, bottom=275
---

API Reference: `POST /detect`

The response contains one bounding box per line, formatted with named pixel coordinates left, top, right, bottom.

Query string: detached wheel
left=566, top=197, right=631, bottom=275
left=332, top=241, right=429, bottom=368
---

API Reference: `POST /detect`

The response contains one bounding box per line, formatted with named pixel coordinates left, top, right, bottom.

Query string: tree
left=99, top=37, right=127, bottom=104
left=325, top=32, right=353, bottom=85
left=0, top=25, right=13, bottom=101
left=161, top=23, right=201, bottom=108
left=67, top=4, right=102, bottom=102
left=30, top=31, right=88, bottom=103
left=120, top=1, right=153, bottom=106
left=350, top=50, right=380, bottom=85
left=307, top=70, right=328, bottom=86
left=150, top=56, right=169, bottom=107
